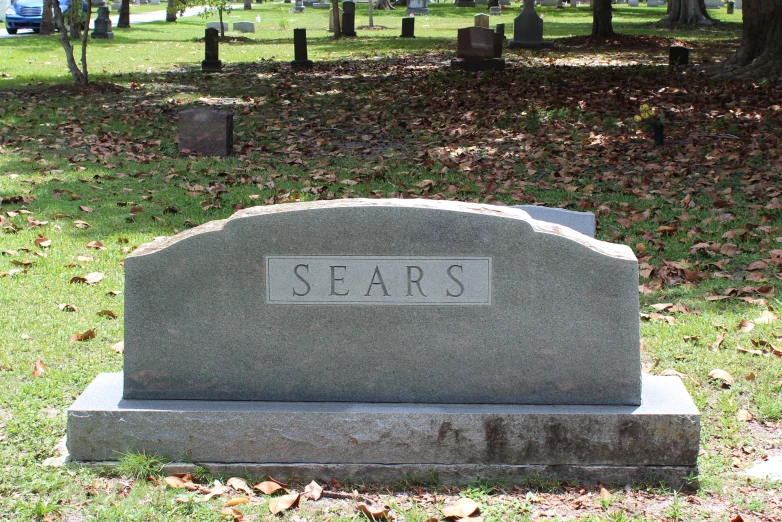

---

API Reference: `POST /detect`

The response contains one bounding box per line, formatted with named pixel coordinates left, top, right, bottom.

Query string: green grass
left=1, top=3, right=743, bottom=87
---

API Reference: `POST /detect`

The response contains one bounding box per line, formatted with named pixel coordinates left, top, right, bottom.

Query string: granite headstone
left=508, top=0, right=555, bottom=49
left=67, top=199, right=701, bottom=485
left=178, top=109, right=233, bottom=156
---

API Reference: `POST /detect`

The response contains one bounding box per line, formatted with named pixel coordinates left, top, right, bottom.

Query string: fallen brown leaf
left=708, top=369, right=734, bottom=387
left=33, top=359, right=46, bottom=378
left=225, top=497, right=249, bottom=507
left=70, top=329, right=96, bottom=342
left=736, top=409, right=753, bottom=422
left=254, top=481, right=284, bottom=495
left=268, top=493, right=299, bottom=514
left=357, top=502, right=390, bottom=520
left=441, top=498, right=479, bottom=519
left=227, top=477, right=253, bottom=496
left=737, top=319, right=755, bottom=332
left=303, top=480, right=323, bottom=500
left=110, top=341, right=124, bottom=354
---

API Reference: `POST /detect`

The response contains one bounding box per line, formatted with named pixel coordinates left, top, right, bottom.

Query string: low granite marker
left=178, top=109, right=233, bottom=157
left=67, top=199, right=699, bottom=484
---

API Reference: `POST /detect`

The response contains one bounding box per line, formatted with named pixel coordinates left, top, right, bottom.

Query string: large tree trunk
left=118, top=0, right=130, bottom=27
left=166, top=0, right=177, bottom=22
left=40, top=0, right=55, bottom=35
left=592, top=0, right=614, bottom=36
left=666, top=0, right=712, bottom=24
left=715, top=0, right=782, bottom=80
left=374, top=0, right=394, bottom=10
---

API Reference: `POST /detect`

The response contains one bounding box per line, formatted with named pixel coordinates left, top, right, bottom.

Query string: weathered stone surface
left=406, top=0, right=429, bottom=15
left=513, top=205, right=596, bottom=237
left=91, top=6, right=114, bottom=39
left=178, top=109, right=233, bottom=156
left=474, top=13, right=490, bottom=28
left=233, top=21, right=256, bottom=33
left=202, top=28, right=222, bottom=72
left=123, top=199, right=641, bottom=405
left=457, top=26, right=496, bottom=60
left=746, top=455, right=782, bottom=481
left=67, top=373, right=699, bottom=484
left=206, top=21, right=229, bottom=32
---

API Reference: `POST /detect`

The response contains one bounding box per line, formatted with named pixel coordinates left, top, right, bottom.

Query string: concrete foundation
left=67, top=373, right=699, bottom=485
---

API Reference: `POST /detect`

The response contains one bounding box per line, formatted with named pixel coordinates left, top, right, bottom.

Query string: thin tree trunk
left=52, top=0, right=88, bottom=86
left=665, top=0, right=712, bottom=24
left=166, top=0, right=177, bottom=22
left=592, top=0, right=614, bottom=36
left=368, top=0, right=373, bottom=28
left=219, top=7, right=224, bottom=38
left=119, top=0, right=130, bottom=27
left=40, top=0, right=55, bottom=35
left=80, top=0, right=92, bottom=81
left=332, top=0, right=341, bottom=39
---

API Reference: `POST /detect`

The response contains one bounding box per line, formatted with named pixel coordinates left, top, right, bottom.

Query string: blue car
left=4, top=0, right=74, bottom=34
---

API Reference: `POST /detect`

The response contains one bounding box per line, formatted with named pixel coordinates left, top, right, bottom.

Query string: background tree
left=374, top=0, right=394, bottom=10
left=666, top=0, right=712, bottom=24
left=40, top=0, right=55, bottom=35
left=118, top=0, right=130, bottom=28
left=592, top=0, right=614, bottom=36
left=331, top=0, right=340, bottom=39
left=715, top=0, right=782, bottom=79
left=199, top=0, right=232, bottom=37
left=167, top=0, right=178, bottom=22
left=52, top=0, right=92, bottom=86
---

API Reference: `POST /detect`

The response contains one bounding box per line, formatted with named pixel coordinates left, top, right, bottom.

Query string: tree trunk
left=40, top=0, right=55, bottom=35
left=219, top=7, right=224, bottom=38
left=69, top=0, right=82, bottom=39
left=374, top=0, right=394, bottom=10
left=166, top=0, right=177, bottom=22
left=666, top=0, right=712, bottom=24
left=592, top=0, right=614, bottom=36
left=119, top=0, right=130, bottom=28
left=368, top=0, right=373, bottom=28
left=331, top=0, right=340, bottom=38
left=715, top=0, right=782, bottom=79
left=52, top=0, right=88, bottom=86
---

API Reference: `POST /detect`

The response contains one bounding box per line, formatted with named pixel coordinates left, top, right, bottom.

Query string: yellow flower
left=634, top=115, right=642, bottom=122
left=640, top=104, right=650, bottom=112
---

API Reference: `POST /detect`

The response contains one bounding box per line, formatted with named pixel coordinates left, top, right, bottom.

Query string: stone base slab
left=67, top=373, right=699, bottom=485
left=508, top=40, right=556, bottom=49
left=451, top=58, right=506, bottom=71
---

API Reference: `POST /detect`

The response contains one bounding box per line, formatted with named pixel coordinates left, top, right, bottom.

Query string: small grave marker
left=178, top=109, right=233, bottom=157
left=508, top=0, right=555, bottom=49
left=233, top=21, right=256, bottom=33
left=291, top=28, right=314, bottom=69
left=669, top=46, right=689, bottom=66
left=342, top=1, right=357, bottom=36
left=406, top=0, right=429, bottom=15
left=474, top=13, right=490, bottom=28
left=401, top=17, right=415, bottom=38
left=91, top=6, right=114, bottom=39
left=452, top=26, right=505, bottom=71
left=202, top=28, right=222, bottom=72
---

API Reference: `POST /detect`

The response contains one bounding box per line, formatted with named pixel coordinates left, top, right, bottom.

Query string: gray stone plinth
left=451, top=58, right=506, bottom=71
left=206, top=21, right=228, bottom=32
left=67, top=373, right=699, bottom=485
left=513, top=205, right=596, bottom=237
left=124, top=200, right=641, bottom=406
left=508, top=40, right=555, bottom=48
left=233, top=22, right=256, bottom=33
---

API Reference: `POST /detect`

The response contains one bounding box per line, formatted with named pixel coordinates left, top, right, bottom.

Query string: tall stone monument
left=67, top=200, right=700, bottom=485
left=91, top=6, right=114, bottom=39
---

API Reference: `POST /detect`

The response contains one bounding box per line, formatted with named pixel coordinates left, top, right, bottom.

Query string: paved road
left=0, top=5, right=204, bottom=37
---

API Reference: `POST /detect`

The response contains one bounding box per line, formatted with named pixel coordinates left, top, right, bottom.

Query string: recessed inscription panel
left=266, top=256, right=491, bottom=305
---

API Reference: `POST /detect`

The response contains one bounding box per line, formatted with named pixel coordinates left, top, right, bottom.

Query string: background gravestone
left=452, top=26, right=505, bottom=71
left=178, top=109, right=233, bottom=156
left=291, top=28, right=314, bottom=69
left=508, top=0, right=555, bottom=49
left=202, top=28, right=222, bottom=72
left=342, top=1, right=357, bottom=36
left=91, top=6, right=114, bottom=39
left=401, top=17, right=415, bottom=38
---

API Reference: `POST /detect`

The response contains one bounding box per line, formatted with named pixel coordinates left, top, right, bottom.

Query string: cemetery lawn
left=0, top=7, right=781, bottom=521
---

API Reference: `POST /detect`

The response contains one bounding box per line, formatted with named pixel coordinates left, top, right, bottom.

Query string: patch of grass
left=114, top=451, right=167, bottom=480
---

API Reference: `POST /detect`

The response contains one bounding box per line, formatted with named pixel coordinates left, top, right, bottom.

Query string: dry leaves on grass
left=708, top=369, right=735, bottom=387
left=268, top=493, right=300, bottom=515
left=70, top=329, right=96, bottom=342
left=70, top=272, right=104, bottom=285
left=357, top=502, right=391, bottom=520
left=441, top=498, right=479, bottom=519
